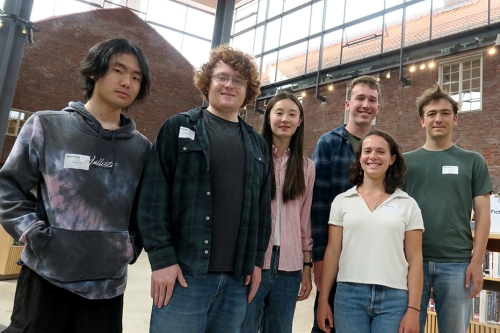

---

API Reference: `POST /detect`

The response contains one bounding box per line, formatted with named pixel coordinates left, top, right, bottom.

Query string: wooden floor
left=0, top=253, right=316, bottom=332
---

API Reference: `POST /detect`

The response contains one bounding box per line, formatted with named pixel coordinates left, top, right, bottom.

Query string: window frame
left=438, top=54, right=483, bottom=113
left=6, top=109, right=33, bottom=137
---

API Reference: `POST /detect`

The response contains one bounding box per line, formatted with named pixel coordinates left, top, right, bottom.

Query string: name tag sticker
left=442, top=166, right=458, bottom=174
left=381, top=204, right=401, bottom=216
left=179, top=126, right=195, bottom=140
left=64, top=154, right=90, bottom=170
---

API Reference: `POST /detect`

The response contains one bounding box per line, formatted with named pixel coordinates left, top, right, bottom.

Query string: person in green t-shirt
left=404, top=84, right=493, bottom=333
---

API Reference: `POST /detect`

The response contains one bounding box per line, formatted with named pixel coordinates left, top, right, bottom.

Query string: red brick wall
left=2, top=7, right=201, bottom=164
left=246, top=48, right=500, bottom=190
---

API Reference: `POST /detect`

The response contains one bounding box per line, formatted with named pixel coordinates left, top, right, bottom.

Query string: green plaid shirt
left=137, top=107, right=272, bottom=278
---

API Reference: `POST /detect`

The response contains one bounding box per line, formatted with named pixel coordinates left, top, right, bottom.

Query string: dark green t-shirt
left=404, top=145, right=492, bottom=262
left=346, top=130, right=361, bottom=154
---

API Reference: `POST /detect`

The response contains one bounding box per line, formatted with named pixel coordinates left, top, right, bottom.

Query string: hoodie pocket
left=35, top=227, right=134, bottom=283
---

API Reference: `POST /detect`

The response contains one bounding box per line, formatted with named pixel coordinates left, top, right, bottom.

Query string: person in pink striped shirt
left=239, top=92, right=315, bottom=333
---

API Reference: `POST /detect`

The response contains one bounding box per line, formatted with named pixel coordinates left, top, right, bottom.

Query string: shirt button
left=204, top=250, right=209, bottom=254
left=206, top=216, right=210, bottom=220
left=205, top=240, right=209, bottom=244
left=207, top=192, right=210, bottom=195
left=258, top=157, right=261, bottom=161
left=183, top=147, right=187, bottom=150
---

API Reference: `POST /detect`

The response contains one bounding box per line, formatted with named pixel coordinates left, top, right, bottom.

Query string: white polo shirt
left=329, top=187, right=424, bottom=290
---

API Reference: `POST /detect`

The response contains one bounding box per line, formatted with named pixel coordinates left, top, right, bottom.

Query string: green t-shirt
left=346, top=130, right=361, bottom=154
left=404, top=145, right=493, bottom=262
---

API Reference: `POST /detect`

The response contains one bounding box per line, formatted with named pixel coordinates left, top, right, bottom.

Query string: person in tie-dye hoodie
left=0, top=38, right=152, bottom=333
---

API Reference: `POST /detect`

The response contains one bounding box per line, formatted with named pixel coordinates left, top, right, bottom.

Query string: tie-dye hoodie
left=0, top=101, right=151, bottom=299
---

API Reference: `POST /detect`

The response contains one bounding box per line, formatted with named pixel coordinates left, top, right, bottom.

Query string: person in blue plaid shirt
left=136, top=45, right=272, bottom=333
left=311, top=76, right=381, bottom=333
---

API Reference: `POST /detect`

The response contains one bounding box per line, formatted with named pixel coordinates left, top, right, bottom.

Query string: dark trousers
left=2, top=266, right=123, bottom=333
left=311, top=280, right=337, bottom=333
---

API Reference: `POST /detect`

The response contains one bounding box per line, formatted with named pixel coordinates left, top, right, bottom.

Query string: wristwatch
left=303, top=262, right=313, bottom=268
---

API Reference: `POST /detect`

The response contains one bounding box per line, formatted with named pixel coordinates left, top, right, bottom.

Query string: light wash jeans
left=149, top=272, right=247, bottom=333
left=239, top=247, right=302, bottom=333
left=419, top=261, right=472, bottom=333
left=334, top=282, right=408, bottom=333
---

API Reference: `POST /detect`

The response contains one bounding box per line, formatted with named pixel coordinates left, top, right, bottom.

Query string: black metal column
left=211, top=0, right=235, bottom=48
left=0, top=0, right=34, bottom=158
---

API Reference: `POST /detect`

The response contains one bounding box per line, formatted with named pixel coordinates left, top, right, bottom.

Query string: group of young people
left=0, top=37, right=492, bottom=333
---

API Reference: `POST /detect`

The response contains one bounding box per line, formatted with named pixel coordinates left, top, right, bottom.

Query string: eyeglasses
left=211, top=72, right=247, bottom=88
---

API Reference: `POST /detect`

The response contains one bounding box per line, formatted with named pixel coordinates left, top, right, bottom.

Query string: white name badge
left=442, top=166, right=458, bottom=174
left=381, top=204, right=401, bottom=216
left=64, top=154, right=90, bottom=170
left=179, top=126, right=195, bottom=140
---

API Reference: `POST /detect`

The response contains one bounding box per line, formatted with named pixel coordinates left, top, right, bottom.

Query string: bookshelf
left=0, top=227, right=23, bottom=279
left=424, top=233, right=500, bottom=333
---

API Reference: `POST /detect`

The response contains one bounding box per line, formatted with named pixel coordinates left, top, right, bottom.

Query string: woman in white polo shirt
left=317, top=129, right=424, bottom=333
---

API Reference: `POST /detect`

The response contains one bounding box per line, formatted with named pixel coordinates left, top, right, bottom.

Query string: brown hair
left=193, top=44, right=260, bottom=108
left=349, top=129, right=405, bottom=194
left=416, top=83, right=459, bottom=117
left=346, top=75, right=381, bottom=101
left=261, top=92, right=305, bottom=202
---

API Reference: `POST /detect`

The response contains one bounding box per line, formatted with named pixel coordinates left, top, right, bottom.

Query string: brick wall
left=2, top=7, right=201, bottom=164
left=246, top=48, right=500, bottom=190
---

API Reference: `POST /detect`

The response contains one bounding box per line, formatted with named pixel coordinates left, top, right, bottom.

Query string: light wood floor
left=0, top=253, right=316, bottom=332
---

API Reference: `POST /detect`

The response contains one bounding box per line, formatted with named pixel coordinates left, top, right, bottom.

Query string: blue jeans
left=334, top=282, right=408, bottom=333
left=239, top=247, right=302, bottom=333
left=149, top=272, right=247, bottom=333
left=419, top=262, right=472, bottom=333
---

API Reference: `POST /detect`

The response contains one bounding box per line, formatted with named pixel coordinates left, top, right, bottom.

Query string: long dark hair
left=348, top=129, right=406, bottom=194
left=261, top=92, right=305, bottom=202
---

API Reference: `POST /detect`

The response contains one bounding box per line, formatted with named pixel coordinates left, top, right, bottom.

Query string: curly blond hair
left=194, top=45, right=260, bottom=108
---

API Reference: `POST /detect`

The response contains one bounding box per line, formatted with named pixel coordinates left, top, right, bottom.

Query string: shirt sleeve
left=328, top=194, right=344, bottom=227
left=136, top=118, right=179, bottom=271
left=311, top=136, right=333, bottom=261
left=406, top=198, right=425, bottom=232
left=255, top=141, right=272, bottom=268
left=0, top=114, right=46, bottom=243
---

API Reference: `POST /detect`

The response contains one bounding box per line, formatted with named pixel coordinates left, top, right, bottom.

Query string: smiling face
left=346, top=83, right=380, bottom=129
left=207, top=61, right=247, bottom=120
left=420, top=98, right=458, bottom=141
left=269, top=98, right=303, bottom=142
left=360, top=134, right=396, bottom=181
left=91, top=53, right=142, bottom=112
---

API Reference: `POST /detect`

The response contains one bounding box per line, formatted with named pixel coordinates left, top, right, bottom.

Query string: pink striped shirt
left=263, top=147, right=315, bottom=271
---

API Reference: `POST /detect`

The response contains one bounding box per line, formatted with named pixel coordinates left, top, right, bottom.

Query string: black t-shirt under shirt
left=202, top=109, right=245, bottom=272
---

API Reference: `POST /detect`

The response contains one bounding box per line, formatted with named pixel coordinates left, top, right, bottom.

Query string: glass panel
left=276, top=41, right=308, bottom=81
left=181, top=35, right=211, bottom=69
left=185, top=7, right=214, bottom=40
left=405, top=0, right=431, bottom=46
left=463, top=61, right=471, bottom=70
left=148, top=0, right=187, bottom=32
left=306, top=36, right=321, bottom=73
left=343, top=17, right=383, bottom=63
left=345, top=0, right=384, bottom=23
left=310, top=2, right=324, bottom=35
left=280, top=6, right=310, bottom=46
left=254, top=26, right=265, bottom=55
left=261, top=51, right=278, bottom=85
left=450, top=72, right=459, bottom=83
left=471, top=101, right=481, bottom=111
left=322, top=30, right=342, bottom=68
left=232, top=29, right=256, bottom=55
left=461, top=101, right=471, bottom=112
left=268, top=0, right=284, bottom=18
left=442, top=65, right=450, bottom=75
left=450, top=82, right=459, bottom=93
left=385, top=0, right=404, bottom=7
left=451, top=63, right=459, bottom=72
left=463, top=69, right=470, bottom=80
left=325, top=0, right=345, bottom=30
left=471, top=68, right=480, bottom=79
left=264, top=19, right=282, bottom=52
left=283, top=0, right=310, bottom=12
left=442, top=73, right=451, bottom=84
left=463, top=79, right=470, bottom=90
left=471, top=78, right=480, bottom=90
left=383, top=9, right=402, bottom=52
left=234, top=16, right=257, bottom=34
left=257, top=0, right=268, bottom=23
left=153, top=26, right=183, bottom=52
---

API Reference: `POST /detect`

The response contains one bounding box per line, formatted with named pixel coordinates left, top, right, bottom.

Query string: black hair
left=80, top=38, right=151, bottom=110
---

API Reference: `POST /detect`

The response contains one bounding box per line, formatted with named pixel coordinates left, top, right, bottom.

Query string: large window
left=440, top=56, right=482, bottom=112
left=7, top=110, right=33, bottom=137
